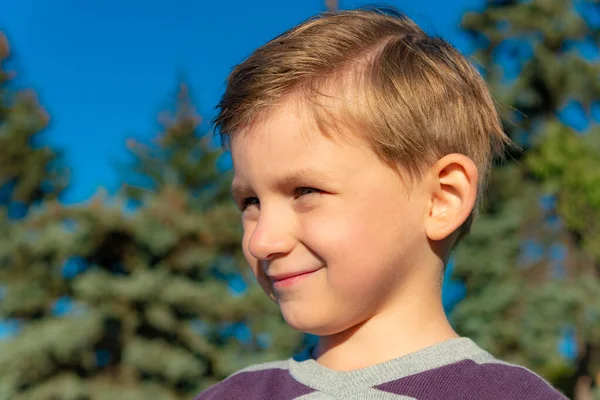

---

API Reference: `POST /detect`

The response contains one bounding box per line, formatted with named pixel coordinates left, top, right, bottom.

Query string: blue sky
left=1, top=0, right=482, bottom=203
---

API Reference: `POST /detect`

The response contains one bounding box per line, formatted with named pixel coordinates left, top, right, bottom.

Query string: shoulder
left=194, top=359, right=316, bottom=400
left=422, top=356, right=568, bottom=400
left=465, top=359, right=568, bottom=400
left=443, top=340, right=569, bottom=399
left=379, top=350, right=568, bottom=400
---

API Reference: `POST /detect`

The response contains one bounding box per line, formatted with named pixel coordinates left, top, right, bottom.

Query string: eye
left=294, top=187, right=321, bottom=198
left=241, top=197, right=259, bottom=211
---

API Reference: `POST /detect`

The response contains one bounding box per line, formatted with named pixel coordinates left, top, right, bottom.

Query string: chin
left=281, top=307, right=351, bottom=337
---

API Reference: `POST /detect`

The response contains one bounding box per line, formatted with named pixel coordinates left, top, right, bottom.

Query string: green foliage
left=452, top=0, right=600, bottom=398
left=0, top=32, right=68, bottom=209
left=122, top=84, right=229, bottom=210
left=528, top=122, right=600, bottom=260
left=0, top=44, right=302, bottom=397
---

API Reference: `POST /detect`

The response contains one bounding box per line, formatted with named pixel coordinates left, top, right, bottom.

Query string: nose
left=247, top=211, right=295, bottom=261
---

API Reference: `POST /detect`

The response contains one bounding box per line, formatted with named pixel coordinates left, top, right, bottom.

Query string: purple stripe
left=195, top=368, right=316, bottom=400
left=375, top=359, right=567, bottom=400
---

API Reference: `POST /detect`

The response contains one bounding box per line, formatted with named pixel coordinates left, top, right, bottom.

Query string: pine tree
left=0, top=80, right=304, bottom=399
left=450, top=1, right=600, bottom=398
left=0, top=32, right=77, bottom=399
left=122, top=83, right=230, bottom=210
left=0, top=32, right=68, bottom=213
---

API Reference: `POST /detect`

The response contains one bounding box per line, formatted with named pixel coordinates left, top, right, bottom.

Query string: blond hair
left=214, top=7, right=512, bottom=239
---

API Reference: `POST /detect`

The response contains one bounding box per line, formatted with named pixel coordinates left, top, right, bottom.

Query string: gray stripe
left=346, top=389, right=417, bottom=399
left=294, top=392, right=336, bottom=399
left=295, top=389, right=416, bottom=399
left=231, top=359, right=290, bottom=374
left=288, top=337, right=490, bottom=395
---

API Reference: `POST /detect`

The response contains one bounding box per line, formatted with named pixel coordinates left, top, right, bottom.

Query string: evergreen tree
left=122, top=83, right=230, bottom=209
left=0, top=32, right=68, bottom=213
left=0, top=80, right=303, bottom=399
left=451, top=1, right=600, bottom=398
left=0, top=32, right=75, bottom=399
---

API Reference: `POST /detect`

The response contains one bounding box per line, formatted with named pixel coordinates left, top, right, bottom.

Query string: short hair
left=214, top=7, right=512, bottom=240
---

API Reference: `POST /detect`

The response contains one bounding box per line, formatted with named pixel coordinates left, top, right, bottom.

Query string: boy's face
left=230, top=102, right=431, bottom=336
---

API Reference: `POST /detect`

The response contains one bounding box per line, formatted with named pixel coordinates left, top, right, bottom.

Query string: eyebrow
left=230, top=168, right=332, bottom=200
left=230, top=181, right=252, bottom=202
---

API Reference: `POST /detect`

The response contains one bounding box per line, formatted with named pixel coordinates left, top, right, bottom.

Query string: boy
left=196, top=7, right=568, bottom=400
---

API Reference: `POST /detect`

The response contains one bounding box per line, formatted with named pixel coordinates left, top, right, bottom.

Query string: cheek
left=301, top=199, right=416, bottom=290
left=305, top=196, right=403, bottom=251
left=302, top=207, right=388, bottom=265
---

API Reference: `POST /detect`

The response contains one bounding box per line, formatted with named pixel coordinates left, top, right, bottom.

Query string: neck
left=313, top=285, right=457, bottom=371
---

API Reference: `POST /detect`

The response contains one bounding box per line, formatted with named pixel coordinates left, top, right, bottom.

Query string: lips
left=268, top=268, right=321, bottom=282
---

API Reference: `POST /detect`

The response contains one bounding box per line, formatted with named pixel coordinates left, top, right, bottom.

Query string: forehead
left=229, top=103, right=378, bottom=186
left=230, top=110, right=331, bottom=180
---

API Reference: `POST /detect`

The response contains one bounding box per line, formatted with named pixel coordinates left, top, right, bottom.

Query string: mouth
left=269, top=268, right=321, bottom=288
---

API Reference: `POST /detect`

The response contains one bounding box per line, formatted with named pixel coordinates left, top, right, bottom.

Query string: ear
left=425, top=154, right=478, bottom=242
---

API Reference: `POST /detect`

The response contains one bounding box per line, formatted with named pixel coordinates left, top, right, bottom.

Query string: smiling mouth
left=269, top=269, right=321, bottom=288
